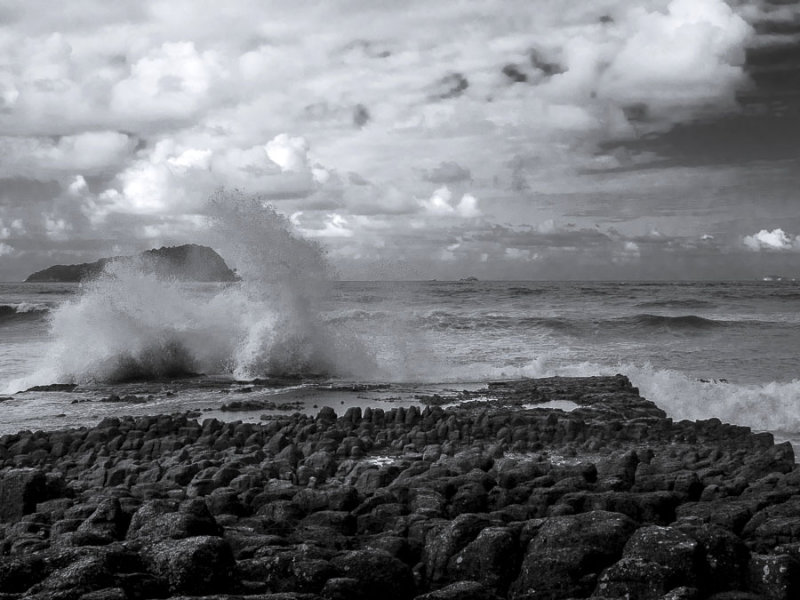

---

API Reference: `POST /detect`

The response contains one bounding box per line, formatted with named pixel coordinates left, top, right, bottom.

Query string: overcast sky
left=1, top=0, right=799, bottom=281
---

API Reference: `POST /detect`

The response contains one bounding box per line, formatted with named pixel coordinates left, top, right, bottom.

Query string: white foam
left=7, top=193, right=375, bottom=391
left=469, top=354, right=800, bottom=434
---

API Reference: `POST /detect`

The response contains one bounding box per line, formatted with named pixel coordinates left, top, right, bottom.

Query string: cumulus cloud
left=743, top=228, right=800, bottom=251
left=0, top=242, right=14, bottom=256
left=265, top=134, right=311, bottom=173
left=0, top=0, right=788, bottom=280
left=595, top=0, right=752, bottom=116
left=0, top=131, right=133, bottom=178
left=294, top=212, right=355, bottom=238
left=110, top=41, right=224, bottom=121
left=419, top=187, right=481, bottom=218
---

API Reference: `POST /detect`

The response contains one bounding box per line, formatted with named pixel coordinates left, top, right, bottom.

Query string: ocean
left=1, top=276, right=799, bottom=453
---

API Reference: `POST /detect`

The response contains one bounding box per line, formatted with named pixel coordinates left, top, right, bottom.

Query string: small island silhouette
left=25, top=244, right=238, bottom=283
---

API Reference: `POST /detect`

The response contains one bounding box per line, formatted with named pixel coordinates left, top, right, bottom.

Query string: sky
left=0, top=0, right=799, bottom=281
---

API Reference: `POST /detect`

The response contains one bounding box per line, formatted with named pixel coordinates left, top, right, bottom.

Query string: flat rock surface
left=1, top=375, right=799, bottom=599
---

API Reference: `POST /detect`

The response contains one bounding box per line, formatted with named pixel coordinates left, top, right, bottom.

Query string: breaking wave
left=635, top=299, right=717, bottom=309
left=0, top=303, right=50, bottom=325
left=10, top=192, right=375, bottom=389
left=464, top=354, right=800, bottom=434
left=619, top=314, right=725, bottom=330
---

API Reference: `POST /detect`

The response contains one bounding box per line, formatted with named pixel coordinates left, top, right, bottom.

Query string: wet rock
left=594, top=557, right=671, bottom=600
left=738, top=442, right=795, bottom=482
left=596, top=449, right=639, bottom=491
left=142, top=535, right=235, bottom=595
left=0, top=554, right=47, bottom=593
left=748, top=553, right=800, bottom=600
left=330, top=548, right=415, bottom=600
left=74, top=497, right=128, bottom=545
left=414, top=580, right=502, bottom=600
left=622, top=525, right=700, bottom=588
left=321, top=576, right=365, bottom=600
left=423, top=513, right=493, bottom=586
left=445, top=526, right=519, bottom=595
left=301, top=510, right=357, bottom=536
left=25, top=546, right=133, bottom=600
left=677, top=500, right=753, bottom=534
left=126, top=498, right=220, bottom=542
left=511, top=510, right=637, bottom=599
left=679, top=523, right=750, bottom=595
left=0, top=468, right=48, bottom=522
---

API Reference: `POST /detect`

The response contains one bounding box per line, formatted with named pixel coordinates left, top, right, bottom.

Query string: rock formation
left=25, top=244, right=238, bottom=283
left=0, top=376, right=798, bottom=599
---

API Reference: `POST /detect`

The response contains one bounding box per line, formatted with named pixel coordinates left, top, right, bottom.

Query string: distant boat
left=762, top=275, right=785, bottom=282
left=459, top=276, right=479, bottom=282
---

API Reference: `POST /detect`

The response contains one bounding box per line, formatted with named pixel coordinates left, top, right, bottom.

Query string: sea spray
left=486, top=354, right=800, bottom=435
left=11, top=192, right=376, bottom=388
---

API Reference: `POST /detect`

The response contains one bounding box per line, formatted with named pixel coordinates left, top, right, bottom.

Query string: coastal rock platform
left=1, top=375, right=798, bottom=600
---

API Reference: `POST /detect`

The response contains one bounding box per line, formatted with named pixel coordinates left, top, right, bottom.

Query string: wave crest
left=16, top=193, right=375, bottom=388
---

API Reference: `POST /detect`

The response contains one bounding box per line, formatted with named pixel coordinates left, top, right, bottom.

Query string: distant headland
left=24, top=244, right=238, bottom=283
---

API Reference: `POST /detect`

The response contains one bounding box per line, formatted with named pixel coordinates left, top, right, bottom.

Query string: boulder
left=622, top=525, right=700, bottom=588
left=330, top=548, right=415, bottom=600
left=594, top=557, right=671, bottom=600
left=0, top=468, right=48, bottom=522
left=142, top=535, right=235, bottom=595
left=423, top=513, right=493, bottom=585
left=74, top=498, right=128, bottom=545
left=127, top=498, right=220, bottom=542
left=678, top=523, right=750, bottom=595
left=511, top=510, right=637, bottom=599
left=445, top=526, right=520, bottom=595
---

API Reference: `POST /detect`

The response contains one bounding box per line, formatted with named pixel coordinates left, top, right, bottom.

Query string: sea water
left=1, top=199, right=799, bottom=445
left=2, top=279, right=800, bottom=443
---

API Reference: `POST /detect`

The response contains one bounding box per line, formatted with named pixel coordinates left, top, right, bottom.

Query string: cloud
left=419, top=187, right=481, bottom=218
left=743, top=228, right=800, bottom=251
left=67, top=175, right=88, bottom=196
left=91, top=133, right=321, bottom=218
left=0, top=242, right=14, bottom=256
left=0, top=131, right=134, bottom=179
left=595, top=0, right=752, bottom=117
left=293, top=212, right=355, bottom=238
left=265, top=134, right=310, bottom=173
left=423, top=161, right=472, bottom=184
left=110, top=41, right=224, bottom=122
left=0, top=0, right=790, bottom=281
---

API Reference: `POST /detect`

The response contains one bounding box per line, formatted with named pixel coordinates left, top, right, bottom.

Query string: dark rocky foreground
left=1, top=375, right=798, bottom=600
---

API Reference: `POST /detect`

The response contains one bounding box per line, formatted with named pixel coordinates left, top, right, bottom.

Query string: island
left=24, top=244, right=238, bottom=283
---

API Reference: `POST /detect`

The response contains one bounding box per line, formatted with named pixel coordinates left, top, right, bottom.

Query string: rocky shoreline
left=0, top=375, right=798, bottom=600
